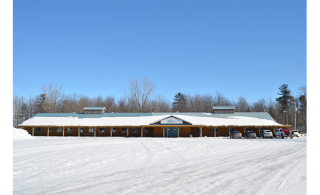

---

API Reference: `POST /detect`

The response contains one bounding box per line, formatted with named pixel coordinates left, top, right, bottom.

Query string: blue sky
left=13, top=0, right=306, bottom=104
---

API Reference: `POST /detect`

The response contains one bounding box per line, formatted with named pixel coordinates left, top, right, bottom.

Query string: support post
left=78, top=127, right=81, bottom=137
left=177, top=127, right=180, bottom=137
left=110, top=127, right=113, bottom=137
left=200, top=127, right=202, bottom=137
left=47, top=127, right=50, bottom=136
left=62, top=127, right=65, bottom=137
left=162, top=127, right=166, bottom=137
left=32, top=127, right=35, bottom=136
left=257, top=127, right=261, bottom=134
left=141, top=127, right=144, bottom=137
left=242, top=127, right=247, bottom=136
left=127, top=128, right=129, bottom=137
left=214, top=127, right=216, bottom=137
left=94, top=127, right=96, bottom=137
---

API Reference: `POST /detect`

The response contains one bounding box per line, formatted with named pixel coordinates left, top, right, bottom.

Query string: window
left=56, top=127, right=62, bottom=133
left=121, top=128, right=128, bottom=133
left=132, top=127, right=138, bottom=133
left=67, top=127, right=72, bottom=133
left=78, top=128, right=83, bottom=133
left=212, top=128, right=218, bottom=134
left=36, top=127, right=41, bottom=133
left=99, top=127, right=105, bottom=133
left=245, top=127, right=252, bottom=132
left=111, top=128, right=116, bottom=133
left=145, top=127, right=150, bottom=133
left=196, top=127, right=200, bottom=133
left=88, top=127, right=94, bottom=133
left=214, top=109, right=234, bottom=114
left=47, top=128, right=52, bottom=133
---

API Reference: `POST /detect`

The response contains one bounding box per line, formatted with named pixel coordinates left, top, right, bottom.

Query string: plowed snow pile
left=13, top=136, right=306, bottom=195
left=13, top=127, right=33, bottom=140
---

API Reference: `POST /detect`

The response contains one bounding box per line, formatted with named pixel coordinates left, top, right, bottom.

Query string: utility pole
left=293, top=102, right=297, bottom=131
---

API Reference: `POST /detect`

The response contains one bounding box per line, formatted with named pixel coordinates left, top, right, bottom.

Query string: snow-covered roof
left=19, top=112, right=286, bottom=127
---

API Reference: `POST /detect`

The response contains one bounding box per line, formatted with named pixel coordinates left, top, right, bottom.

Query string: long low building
left=17, top=106, right=290, bottom=137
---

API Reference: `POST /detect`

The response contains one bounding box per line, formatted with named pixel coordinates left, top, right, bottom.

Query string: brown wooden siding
left=19, top=125, right=280, bottom=137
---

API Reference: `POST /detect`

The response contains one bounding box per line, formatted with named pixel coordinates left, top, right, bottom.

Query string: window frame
left=99, top=127, right=105, bottom=133
left=56, top=127, right=62, bottom=133
left=121, top=128, right=128, bottom=133
left=212, top=128, right=218, bottom=134
left=88, top=127, right=94, bottom=133
left=78, top=127, right=83, bottom=133
left=47, top=127, right=52, bottom=133
left=36, top=127, right=41, bottom=133
left=196, top=127, right=200, bottom=134
left=132, top=127, right=138, bottom=133
left=145, top=127, right=150, bottom=134
left=111, top=128, right=116, bottom=133
left=67, top=127, right=73, bottom=133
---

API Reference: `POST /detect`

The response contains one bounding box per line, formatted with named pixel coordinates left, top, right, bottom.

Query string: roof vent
left=212, top=106, right=235, bottom=114
left=83, top=107, right=106, bottom=114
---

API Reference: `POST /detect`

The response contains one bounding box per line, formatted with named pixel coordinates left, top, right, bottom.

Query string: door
left=167, top=127, right=172, bottom=137
left=172, top=127, right=178, bottom=137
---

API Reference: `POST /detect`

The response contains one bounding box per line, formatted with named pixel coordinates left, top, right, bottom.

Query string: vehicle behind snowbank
left=293, top=130, right=300, bottom=137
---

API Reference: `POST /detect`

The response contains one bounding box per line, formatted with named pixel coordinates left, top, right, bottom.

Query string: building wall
left=21, top=126, right=279, bottom=137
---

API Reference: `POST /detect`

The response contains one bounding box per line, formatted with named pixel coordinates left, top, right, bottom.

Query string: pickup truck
left=273, top=128, right=294, bottom=139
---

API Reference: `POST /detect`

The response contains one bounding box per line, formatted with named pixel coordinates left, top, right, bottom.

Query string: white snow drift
left=13, top=127, right=33, bottom=140
left=13, top=136, right=306, bottom=195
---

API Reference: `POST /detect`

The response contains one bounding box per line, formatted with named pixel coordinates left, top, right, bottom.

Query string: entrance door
left=167, top=127, right=172, bottom=137
left=167, top=127, right=178, bottom=137
left=172, top=127, right=178, bottom=137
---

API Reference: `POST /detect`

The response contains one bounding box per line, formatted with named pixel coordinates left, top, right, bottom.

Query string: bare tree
left=117, top=96, right=129, bottom=113
left=127, top=77, right=156, bottom=113
left=104, top=96, right=116, bottom=113
left=236, top=96, right=250, bottom=112
left=42, top=83, right=63, bottom=113
left=253, top=98, right=267, bottom=112
left=214, top=91, right=231, bottom=106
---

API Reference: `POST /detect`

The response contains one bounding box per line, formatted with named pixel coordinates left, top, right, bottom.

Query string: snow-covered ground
left=13, top=136, right=306, bottom=195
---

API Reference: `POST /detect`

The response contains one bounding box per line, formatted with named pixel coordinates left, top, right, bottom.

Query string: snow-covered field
left=13, top=135, right=306, bottom=195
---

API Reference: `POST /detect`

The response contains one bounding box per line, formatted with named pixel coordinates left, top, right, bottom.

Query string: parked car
left=231, top=131, right=242, bottom=139
left=243, top=131, right=256, bottom=138
left=258, top=130, right=273, bottom=138
left=293, top=130, right=300, bottom=137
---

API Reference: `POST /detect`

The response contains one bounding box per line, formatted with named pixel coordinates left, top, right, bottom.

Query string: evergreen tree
left=36, top=94, right=47, bottom=113
left=275, top=84, right=294, bottom=112
left=299, top=94, right=307, bottom=127
left=172, top=92, right=188, bottom=112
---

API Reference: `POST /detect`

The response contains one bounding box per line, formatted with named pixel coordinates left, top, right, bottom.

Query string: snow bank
left=13, top=127, right=33, bottom=140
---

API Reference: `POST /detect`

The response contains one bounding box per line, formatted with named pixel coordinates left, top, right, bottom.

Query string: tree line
left=13, top=78, right=307, bottom=130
